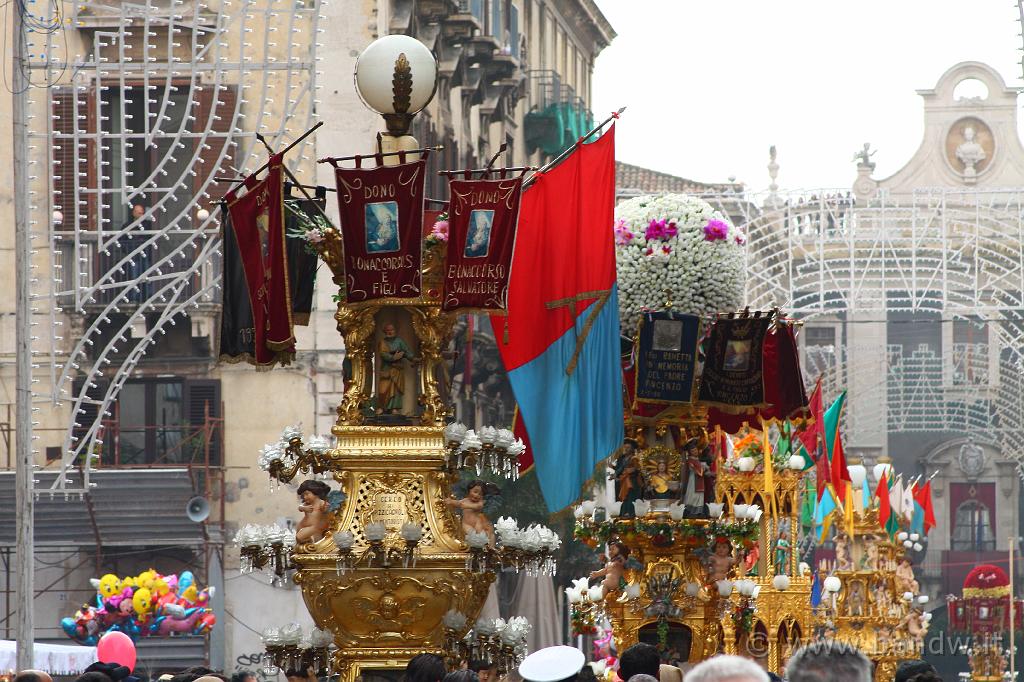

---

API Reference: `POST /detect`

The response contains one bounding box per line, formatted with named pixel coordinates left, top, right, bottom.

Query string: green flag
left=823, top=390, right=847, bottom=461
left=800, top=475, right=816, bottom=530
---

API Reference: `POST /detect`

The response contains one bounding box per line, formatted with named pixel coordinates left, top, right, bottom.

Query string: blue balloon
left=176, top=570, right=194, bottom=596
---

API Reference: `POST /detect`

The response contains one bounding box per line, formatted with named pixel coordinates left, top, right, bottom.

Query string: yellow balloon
left=181, top=585, right=198, bottom=603
left=133, top=587, right=153, bottom=615
left=98, top=574, right=121, bottom=599
left=122, top=576, right=137, bottom=588
left=137, top=569, right=157, bottom=590
left=153, top=579, right=170, bottom=596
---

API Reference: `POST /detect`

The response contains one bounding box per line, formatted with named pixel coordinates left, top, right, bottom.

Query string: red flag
left=797, top=378, right=824, bottom=454
left=830, top=436, right=851, bottom=505
left=876, top=471, right=891, bottom=526
left=914, top=479, right=937, bottom=533
left=814, top=438, right=831, bottom=498
left=225, top=153, right=295, bottom=367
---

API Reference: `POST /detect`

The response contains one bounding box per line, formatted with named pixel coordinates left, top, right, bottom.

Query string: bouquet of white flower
left=614, top=194, right=747, bottom=332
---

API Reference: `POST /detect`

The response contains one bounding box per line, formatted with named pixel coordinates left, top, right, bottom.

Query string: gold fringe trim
left=963, top=585, right=1010, bottom=599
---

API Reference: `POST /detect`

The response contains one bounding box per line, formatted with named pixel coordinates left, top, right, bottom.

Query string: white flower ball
left=614, top=194, right=747, bottom=332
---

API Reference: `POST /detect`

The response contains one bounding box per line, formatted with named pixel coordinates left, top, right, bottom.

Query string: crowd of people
left=10, top=642, right=946, bottom=682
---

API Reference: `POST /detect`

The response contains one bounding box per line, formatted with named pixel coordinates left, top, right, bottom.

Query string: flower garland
left=574, top=518, right=758, bottom=550
left=614, top=194, right=747, bottom=332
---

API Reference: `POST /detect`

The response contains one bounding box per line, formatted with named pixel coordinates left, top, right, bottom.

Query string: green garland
left=732, top=604, right=756, bottom=633
left=574, top=517, right=758, bottom=550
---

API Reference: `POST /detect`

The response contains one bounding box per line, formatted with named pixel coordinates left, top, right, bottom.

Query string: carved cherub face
left=715, top=541, right=732, bottom=557
left=383, top=323, right=396, bottom=339
left=467, top=484, right=483, bottom=503
left=301, top=490, right=318, bottom=506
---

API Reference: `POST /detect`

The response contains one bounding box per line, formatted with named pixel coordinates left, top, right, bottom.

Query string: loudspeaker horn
left=186, top=496, right=210, bottom=523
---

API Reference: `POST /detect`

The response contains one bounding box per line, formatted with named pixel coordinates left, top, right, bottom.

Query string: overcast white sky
left=591, top=0, right=1024, bottom=191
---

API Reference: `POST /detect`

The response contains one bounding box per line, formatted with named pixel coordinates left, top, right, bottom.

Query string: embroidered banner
left=442, top=177, right=522, bottom=312
left=697, top=316, right=772, bottom=409
left=633, top=311, right=701, bottom=405
left=219, top=195, right=322, bottom=365
left=333, top=157, right=426, bottom=303
left=224, top=154, right=295, bottom=368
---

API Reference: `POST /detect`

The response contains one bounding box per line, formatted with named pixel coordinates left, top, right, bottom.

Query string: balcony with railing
left=524, top=69, right=593, bottom=158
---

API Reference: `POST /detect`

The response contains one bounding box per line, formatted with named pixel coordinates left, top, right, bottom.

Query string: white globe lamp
left=354, top=35, right=438, bottom=137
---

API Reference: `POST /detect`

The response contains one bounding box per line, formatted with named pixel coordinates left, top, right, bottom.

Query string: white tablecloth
left=0, top=640, right=97, bottom=675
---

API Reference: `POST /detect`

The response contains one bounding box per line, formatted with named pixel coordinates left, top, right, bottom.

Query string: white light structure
left=21, top=0, right=323, bottom=493
left=698, top=188, right=1024, bottom=477
left=354, top=35, right=438, bottom=136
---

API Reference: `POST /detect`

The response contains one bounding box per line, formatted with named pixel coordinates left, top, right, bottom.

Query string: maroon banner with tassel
left=225, top=153, right=295, bottom=368
left=333, top=156, right=427, bottom=303
left=442, top=176, right=522, bottom=313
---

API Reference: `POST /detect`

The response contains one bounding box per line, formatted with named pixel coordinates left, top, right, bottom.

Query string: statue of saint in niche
left=375, top=322, right=417, bottom=415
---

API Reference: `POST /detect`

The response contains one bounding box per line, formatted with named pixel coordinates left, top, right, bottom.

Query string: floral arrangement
left=574, top=517, right=758, bottom=550
left=731, top=603, right=756, bottom=633
left=725, top=428, right=791, bottom=472
left=614, top=194, right=747, bottom=332
left=425, top=212, right=449, bottom=247
left=570, top=605, right=598, bottom=637
left=284, top=203, right=332, bottom=253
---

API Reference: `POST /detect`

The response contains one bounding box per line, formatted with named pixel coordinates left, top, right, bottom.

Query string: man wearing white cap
left=519, top=646, right=586, bottom=682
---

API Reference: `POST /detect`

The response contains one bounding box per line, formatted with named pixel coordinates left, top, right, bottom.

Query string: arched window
left=951, top=500, right=995, bottom=551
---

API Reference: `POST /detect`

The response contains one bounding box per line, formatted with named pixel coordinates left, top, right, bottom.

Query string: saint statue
left=644, top=454, right=679, bottom=499
left=774, top=530, right=791, bottom=575
left=853, top=142, right=876, bottom=170
left=956, top=126, right=986, bottom=176
left=611, top=439, right=643, bottom=517
left=376, top=323, right=417, bottom=415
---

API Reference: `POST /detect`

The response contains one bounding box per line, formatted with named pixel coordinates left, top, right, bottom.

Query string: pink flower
left=703, top=219, right=729, bottom=242
left=614, top=219, right=634, bottom=245
left=644, top=218, right=679, bottom=241
left=430, top=219, right=449, bottom=242
left=734, top=232, right=746, bottom=246
left=661, top=244, right=672, bottom=255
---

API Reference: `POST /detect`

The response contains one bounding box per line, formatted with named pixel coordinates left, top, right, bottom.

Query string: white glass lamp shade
left=773, top=574, right=791, bottom=591
left=872, top=462, right=892, bottom=483
left=897, top=532, right=909, bottom=542
left=354, top=35, right=438, bottom=134
left=823, top=576, right=842, bottom=593
left=847, top=464, right=867, bottom=487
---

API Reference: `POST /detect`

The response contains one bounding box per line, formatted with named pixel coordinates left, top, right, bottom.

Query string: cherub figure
left=706, top=538, right=736, bottom=582
left=876, top=625, right=893, bottom=654
left=445, top=479, right=498, bottom=543
left=589, top=541, right=631, bottom=594
left=902, top=608, right=925, bottom=651
left=295, top=479, right=332, bottom=544
left=895, top=556, right=920, bottom=595
left=834, top=532, right=852, bottom=571
left=872, top=578, right=891, bottom=616
left=861, top=537, right=880, bottom=571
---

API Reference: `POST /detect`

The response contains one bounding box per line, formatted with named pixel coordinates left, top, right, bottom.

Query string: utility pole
left=1011, top=536, right=1017, bottom=682
left=12, top=0, right=36, bottom=671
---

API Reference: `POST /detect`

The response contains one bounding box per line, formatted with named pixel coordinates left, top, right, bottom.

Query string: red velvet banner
left=333, top=158, right=426, bottom=303
left=225, top=153, right=295, bottom=368
left=442, top=177, right=522, bottom=312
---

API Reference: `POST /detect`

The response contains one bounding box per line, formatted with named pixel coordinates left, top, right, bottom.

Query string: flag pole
left=1010, top=535, right=1016, bottom=681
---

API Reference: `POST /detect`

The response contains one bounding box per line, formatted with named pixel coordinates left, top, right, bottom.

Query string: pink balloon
left=97, top=631, right=136, bottom=671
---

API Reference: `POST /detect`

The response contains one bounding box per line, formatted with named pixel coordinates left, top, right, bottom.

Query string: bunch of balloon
left=61, top=569, right=216, bottom=644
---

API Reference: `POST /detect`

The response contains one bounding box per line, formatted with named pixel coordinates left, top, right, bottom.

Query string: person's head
left=609, top=541, right=630, bottom=562
left=575, top=667, right=597, bottom=682
left=132, top=204, right=146, bottom=219
left=230, top=673, right=257, bottom=682
left=895, top=661, right=938, bottom=682
left=443, top=671, right=478, bottom=682
left=468, top=661, right=496, bottom=682
left=406, top=654, right=446, bottom=682
left=619, top=643, right=661, bottom=681
left=682, top=656, right=768, bottom=682
left=905, top=673, right=942, bottom=682
left=16, top=671, right=53, bottom=682
left=627, top=676, right=658, bottom=682
left=784, top=641, right=872, bottom=682
left=297, top=479, right=331, bottom=505
left=519, top=645, right=585, bottom=682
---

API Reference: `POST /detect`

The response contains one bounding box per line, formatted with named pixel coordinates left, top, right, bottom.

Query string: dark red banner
left=333, top=158, right=426, bottom=303
left=697, top=316, right=771, bottom=410
left=442, top=177, right=522, bottom=312
left=225, top=153, right=295, bottom=368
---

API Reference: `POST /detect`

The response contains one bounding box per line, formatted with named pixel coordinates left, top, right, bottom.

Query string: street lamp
left=354, top=34, right=438, bottom=138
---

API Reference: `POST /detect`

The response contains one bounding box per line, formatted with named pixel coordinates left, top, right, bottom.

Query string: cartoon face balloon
left=98, top=574, right=121, bottom=599
left=133, top=587, right=153, bottom=616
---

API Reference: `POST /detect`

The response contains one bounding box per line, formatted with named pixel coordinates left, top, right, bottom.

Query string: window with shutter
left=184, top=379, right=222, bottom=465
